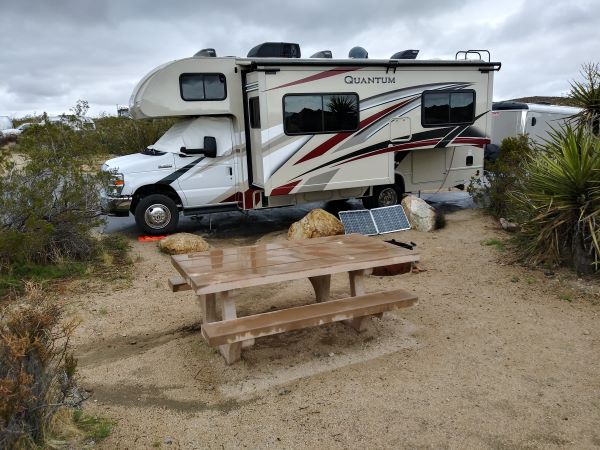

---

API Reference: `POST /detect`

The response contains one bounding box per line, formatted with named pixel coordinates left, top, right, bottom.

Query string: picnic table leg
left=198, top=294, right=218, bottom=323
left=217, top=291, right=243, bottom=364
left=343, top=269, right=373, bottom=332
left=308, top=275, right=331, bottom=302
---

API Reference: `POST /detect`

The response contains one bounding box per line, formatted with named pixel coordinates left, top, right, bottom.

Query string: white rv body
left=102, top=47, right=500, bottom=234
left=491, top=102, right=581, bottom=146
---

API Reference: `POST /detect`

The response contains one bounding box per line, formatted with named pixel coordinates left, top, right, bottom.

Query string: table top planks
left=171, top=234, right=419, bottom=295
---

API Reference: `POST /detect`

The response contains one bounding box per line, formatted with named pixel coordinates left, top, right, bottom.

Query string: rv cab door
left=173, top=117, right=239, bottom=207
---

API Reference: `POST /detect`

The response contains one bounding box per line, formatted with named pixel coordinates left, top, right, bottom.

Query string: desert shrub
left=0, top=102, right=136, bottom=296
left=569, top=62, right=600, bottom=135
left=0, top=144, right=108, bottom=270
left=510, top=125, right=600, bottom=274
left=0, top=286, right=78, bottom=449
left=468, top=135, right=532, bottom=219
left=16, top=113, right=175, bottom=159
left=93, top=115, right=177, bottom=156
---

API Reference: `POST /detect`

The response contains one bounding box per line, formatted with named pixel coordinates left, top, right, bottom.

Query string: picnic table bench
left=169, top=233, right=419, bottom=364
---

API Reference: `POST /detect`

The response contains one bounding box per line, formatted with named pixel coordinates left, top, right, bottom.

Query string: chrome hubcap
left=144, top=204, right=171, bottom=229
left=378, top=188, right=398, bottom=207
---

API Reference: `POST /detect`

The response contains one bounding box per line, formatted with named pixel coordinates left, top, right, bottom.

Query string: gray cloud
left=0, top=0, right=598, bottom=117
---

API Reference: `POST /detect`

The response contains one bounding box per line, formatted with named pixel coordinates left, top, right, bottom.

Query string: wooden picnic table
left=170, top=233, right=419, bottom=364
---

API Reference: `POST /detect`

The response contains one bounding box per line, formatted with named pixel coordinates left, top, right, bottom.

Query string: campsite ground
left=70, top=200, right=600, bottom=449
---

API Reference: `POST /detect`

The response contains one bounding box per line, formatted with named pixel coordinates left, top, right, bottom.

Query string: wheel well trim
left=131, top=184, right=183, bottom=212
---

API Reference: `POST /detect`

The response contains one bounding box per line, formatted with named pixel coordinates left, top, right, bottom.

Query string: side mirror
left=179, top=136, right=218, bottom=157
left=202, top=136, right=217, bottom=158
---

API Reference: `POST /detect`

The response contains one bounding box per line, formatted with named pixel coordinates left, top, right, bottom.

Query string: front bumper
left=100, top=192, right=132, bottom=216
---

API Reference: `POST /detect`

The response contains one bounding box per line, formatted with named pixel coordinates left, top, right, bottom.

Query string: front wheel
left=362, top=184, right=403, bottom=209
left=134, top=194, right=179, bottom=235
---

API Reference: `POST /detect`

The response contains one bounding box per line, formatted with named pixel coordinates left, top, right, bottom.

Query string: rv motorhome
left=101, top=43, right=501, bottom=234
left=485, top=102, right=581, bottom=162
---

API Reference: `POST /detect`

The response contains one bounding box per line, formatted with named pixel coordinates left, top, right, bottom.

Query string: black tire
left=134, top=194, right=179, bottom=235
left=362, top=184, right=403, bottom=209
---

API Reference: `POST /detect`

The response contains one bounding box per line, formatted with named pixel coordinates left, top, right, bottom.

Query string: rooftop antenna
left=348, top=46, right=368, bottom=59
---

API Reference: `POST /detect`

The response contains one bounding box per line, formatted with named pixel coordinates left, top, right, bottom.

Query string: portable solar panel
left=371, top=205, right=411, bottom=234
left=339, top=205, right=411, bottom=235
left=338, top=209, right=378, bottom=235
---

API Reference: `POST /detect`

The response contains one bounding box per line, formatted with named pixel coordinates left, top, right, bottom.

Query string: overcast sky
left=0, top=0, right=597, bottom=118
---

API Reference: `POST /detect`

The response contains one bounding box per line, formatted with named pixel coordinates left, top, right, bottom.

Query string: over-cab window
left=179, top=73, right=227, bottom=101
left=421, top=90, right=475, bottom=127
left=283, top=93, right=359, bottom=135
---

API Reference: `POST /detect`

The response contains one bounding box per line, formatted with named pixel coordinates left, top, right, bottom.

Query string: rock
left=287, top=208, right=344, bottom=240
left=499, top=217, right=519, bottom=232
left=158, top=233, right=210, bottom=255
left=401, top=195, right=436, bottom=232
left=164, top=436, right=173, bottom=445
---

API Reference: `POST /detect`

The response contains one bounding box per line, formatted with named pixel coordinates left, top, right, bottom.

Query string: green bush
left=511, top=125, right=600, bottom=274
left=0, top=101, right=138, bottom=296
left=569, top=62, right=600, bottom=134
left=468, top=135, right=533, bottom=219
left=17, top=115, right=175, bottom=159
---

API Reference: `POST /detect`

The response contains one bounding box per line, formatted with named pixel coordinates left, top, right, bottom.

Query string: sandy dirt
left=70, top=208, right=600, bottom=449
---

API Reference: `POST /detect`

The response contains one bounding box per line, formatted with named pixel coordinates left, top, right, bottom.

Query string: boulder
left=499, top=217, right=519, bottom=232
left=158, top=233, right=210, bottom=255
left=401, top=195, right=436, bottom=232
left=288, top=208, right=345, bottom=240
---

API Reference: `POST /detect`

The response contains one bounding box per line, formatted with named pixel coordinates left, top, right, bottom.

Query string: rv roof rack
left=391, top=50, right=419, bottom=59
left=247, top=42, right=301, bottom=58
left=456, top=49, right=491, bottom=62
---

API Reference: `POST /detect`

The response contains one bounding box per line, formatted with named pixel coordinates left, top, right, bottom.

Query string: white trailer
left=101, top=43, right=500, bottom=234
left=485, top=101, right=581, bottom=161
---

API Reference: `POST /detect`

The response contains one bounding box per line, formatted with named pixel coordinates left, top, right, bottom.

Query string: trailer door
left=246, top=74, right=265, bottom=187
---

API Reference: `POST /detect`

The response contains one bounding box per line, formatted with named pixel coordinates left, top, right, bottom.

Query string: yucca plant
left=511, top=125, right=600, bottom=274
left=569, top=62, right=600, bottom=135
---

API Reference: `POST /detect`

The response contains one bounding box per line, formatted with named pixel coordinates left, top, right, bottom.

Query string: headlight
left=108, top=173, right=125, bottom=196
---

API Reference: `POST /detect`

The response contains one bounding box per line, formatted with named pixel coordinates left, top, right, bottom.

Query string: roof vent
left=348, top=46, right=368, bottom=59
left=391, top=49, right=419, bottom=60
left=247, top=42, right=301, bottom=58
left=310, top=50, right=333, bottom=58
left=194, top=48, right=217, bottom=57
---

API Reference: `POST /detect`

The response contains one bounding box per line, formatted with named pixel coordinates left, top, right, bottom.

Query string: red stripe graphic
left=271, top=179, right=301, bottom=196
left=267, top=67, right=361, bottom=91
left=335, top=139, right=441, bottom=166
left=452, top=137, right=490, bottom=147
left=294, top=96, right=417, bottom=165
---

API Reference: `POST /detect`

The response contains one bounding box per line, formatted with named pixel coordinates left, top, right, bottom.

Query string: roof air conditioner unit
left=247, top=42, right=301, bottom=58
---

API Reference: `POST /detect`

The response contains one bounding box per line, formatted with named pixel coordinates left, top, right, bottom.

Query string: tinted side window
left=323, top=94, right=359, bottom=132
left=180, top=73, right=226, bottom=101
left=284, top=93, right=359, bottom=135
left=249, top=97, right=261, bottom=129
left=422, top=90, right=475, bottom=127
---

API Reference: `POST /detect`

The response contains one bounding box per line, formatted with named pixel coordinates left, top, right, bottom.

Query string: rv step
left=201, top=289, right=418, bottom=346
